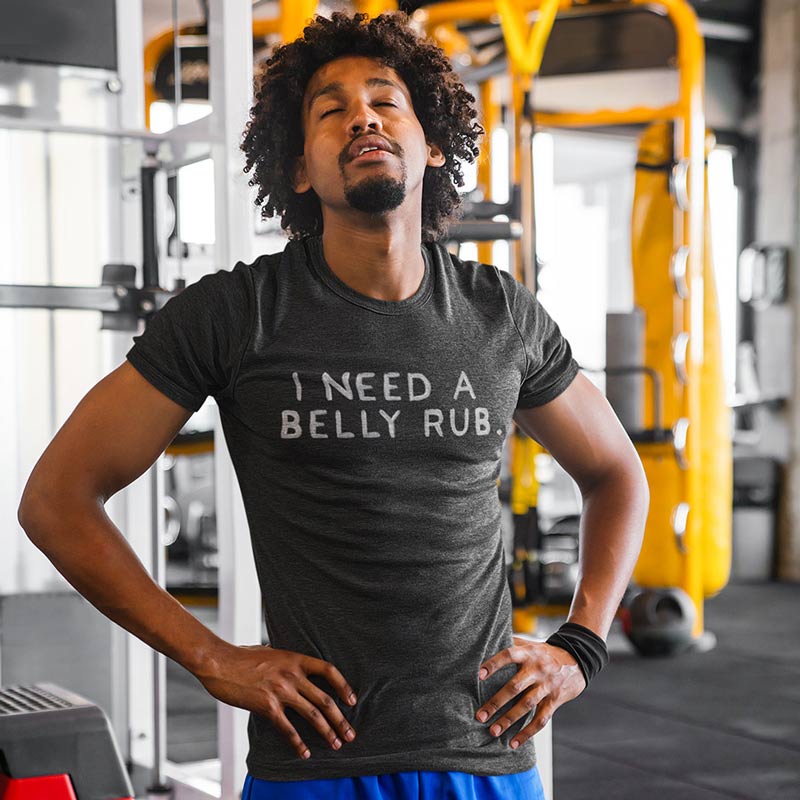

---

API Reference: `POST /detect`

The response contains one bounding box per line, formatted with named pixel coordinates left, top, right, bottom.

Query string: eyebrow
left=306, top=77, right=404, bottom=112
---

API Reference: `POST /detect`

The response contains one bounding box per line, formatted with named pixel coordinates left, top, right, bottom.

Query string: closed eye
left=320, top=102, right=397, bottom=119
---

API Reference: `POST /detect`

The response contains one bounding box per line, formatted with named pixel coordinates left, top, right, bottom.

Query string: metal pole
left=149, top=461, right=170, bottom=797
left=43, top=133, right=57, bottom=437
left=141, top=159, right=160, bottom=289
left=171, top=0, right=184, bottom=282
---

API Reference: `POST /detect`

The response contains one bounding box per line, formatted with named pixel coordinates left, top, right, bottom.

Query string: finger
left=286, top=693, right=346, bottom=751
left=475, top=668, right=539, bottom=723
left=481, top=685, right=548, bottom=738
left=478, top=643, right=528, bottom=680
left=298, top=679, right=357, bottom=743
left=303, top=656, right=358, bottom=707
left=269, top=708, right=312, bottom=760
left=508, top=697, right=558, bottom=750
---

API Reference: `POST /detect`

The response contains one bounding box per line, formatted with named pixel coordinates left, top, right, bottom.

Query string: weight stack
left=0, top=683, right=133, bottom=800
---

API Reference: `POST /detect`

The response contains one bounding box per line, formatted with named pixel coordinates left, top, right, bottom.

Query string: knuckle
left=523, top=694, right=538, bottom=711
left=262, top=697, right=281, bottom=717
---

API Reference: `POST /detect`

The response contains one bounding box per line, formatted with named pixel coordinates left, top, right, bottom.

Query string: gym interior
left=2, top=1, right=799, bottom=799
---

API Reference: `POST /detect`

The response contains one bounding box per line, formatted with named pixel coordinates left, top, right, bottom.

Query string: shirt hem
left=126, top=348, right=205, bottom=412
left=516, top=358, right=580, bottom=409
left=245, top=747, right=536, bottom=782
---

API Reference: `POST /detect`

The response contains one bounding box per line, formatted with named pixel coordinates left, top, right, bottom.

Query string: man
left=18, top=10, right=648, bottom=800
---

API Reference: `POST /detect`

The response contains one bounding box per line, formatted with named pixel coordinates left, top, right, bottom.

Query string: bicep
left=20, top=361, right=194, bottom=514
left=512, top=371, right=646, bottom=494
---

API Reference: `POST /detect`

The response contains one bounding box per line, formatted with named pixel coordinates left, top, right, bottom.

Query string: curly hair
left=240, top=10, right=484, bottom=242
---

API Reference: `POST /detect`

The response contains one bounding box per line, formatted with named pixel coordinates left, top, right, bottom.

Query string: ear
left=292, top=155, right=312, bottom=194
left=426, top=141, right=446, bottom=168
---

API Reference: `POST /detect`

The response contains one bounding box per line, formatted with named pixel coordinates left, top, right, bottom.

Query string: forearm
left=567, top=467, right=649, bottom=639
left=19, top=495, right=229, bottom=680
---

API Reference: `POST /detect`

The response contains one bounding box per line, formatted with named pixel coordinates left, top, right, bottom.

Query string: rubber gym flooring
left=166, top=581, right=800, bottom=798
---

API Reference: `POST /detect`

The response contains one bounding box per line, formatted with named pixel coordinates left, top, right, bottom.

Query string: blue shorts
left=242, top=766, right=545, bottom=799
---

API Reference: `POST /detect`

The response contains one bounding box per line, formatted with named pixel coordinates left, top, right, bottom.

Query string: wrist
left=183, top=632, right=234, bottom=682
left=545, top=621, right=609, bottom=689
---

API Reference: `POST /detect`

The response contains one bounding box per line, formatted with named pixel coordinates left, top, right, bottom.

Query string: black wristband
left=545, top=621, right=609, bottom=689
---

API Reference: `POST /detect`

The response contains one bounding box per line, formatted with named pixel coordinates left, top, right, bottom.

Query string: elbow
left=577, top=449, right=650, bottom=501
left=18, top=486, right=45, bottom=543
left=17, top=477, right=60, bottom=546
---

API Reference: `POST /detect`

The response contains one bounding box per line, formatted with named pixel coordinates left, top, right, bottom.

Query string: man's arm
left=17, top=361, right=358, bottom=759
left=512, top=370, right=650, bottom=638
left=475, top=372, right=649, bottom=748
left=17, top=361, right=220, bottom=673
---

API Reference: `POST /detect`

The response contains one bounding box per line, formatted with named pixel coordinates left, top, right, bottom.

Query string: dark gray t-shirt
left=126, top=234, right=579, bottom=781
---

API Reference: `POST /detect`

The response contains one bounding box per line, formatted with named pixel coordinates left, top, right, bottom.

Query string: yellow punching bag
left=700, top=132, right=733, bottom=597
left=631, top=122, right=685, bottom=589
left=630, top=122, right=731, bottom=598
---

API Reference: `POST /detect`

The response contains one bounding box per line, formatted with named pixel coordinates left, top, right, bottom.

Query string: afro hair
left=240, top=10, right=484, bottom=242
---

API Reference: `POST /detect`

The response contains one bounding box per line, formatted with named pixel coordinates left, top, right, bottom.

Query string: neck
left=318, top=211, right=425, bottom=302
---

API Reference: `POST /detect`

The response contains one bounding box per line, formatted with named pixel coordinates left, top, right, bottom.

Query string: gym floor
left=551, top=581, right=800, bottom=799
left=166, top=582, right=800, bottom=798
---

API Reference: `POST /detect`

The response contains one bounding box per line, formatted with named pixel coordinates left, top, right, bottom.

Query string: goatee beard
left=344, top=174, right=406, bottom=214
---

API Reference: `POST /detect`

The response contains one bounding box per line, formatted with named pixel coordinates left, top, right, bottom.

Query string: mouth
left=350, top=149, right=393, bottom=164
left=348, top=136, right=394, bottom=163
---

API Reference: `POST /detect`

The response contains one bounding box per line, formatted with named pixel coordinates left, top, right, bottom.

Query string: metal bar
left=517, top=88, right=536, bottom=291
left=497, top=0, right=561, bottom=77
left=0, top=283, right=173, bottom=313
left=461, top=198, right=516, bottom=219
left=0, top=284, right=122, bottom=311
left=447, top=220, right=523, bottom=242
left=171, top=0, right=186, bottom=284
left=43, top=132, right=57, bottom=438
left=208, top=2, right=260, bottom=797
left=698, top=19, right=752, bottom=42
left=535, top=103, right=682, bottom=128
left=414, top=0, right=573, bottom=28
left=141, top=161, right=160, bottom=289
left=0, top=114, right=222, bottom=144
left=150, top=462, right=168, bottom=794
left=111, top=0, right=144, bottom=772
left=172, top=0, right=183, bottom=127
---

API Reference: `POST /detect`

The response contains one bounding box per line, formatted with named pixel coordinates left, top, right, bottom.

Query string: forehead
left=303, top=55, right=409, bottom=111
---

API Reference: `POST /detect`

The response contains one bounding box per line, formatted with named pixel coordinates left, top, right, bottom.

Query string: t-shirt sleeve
left=496, top=267, right=580, bottom=409
left=125, top=262, right=253, bottom=412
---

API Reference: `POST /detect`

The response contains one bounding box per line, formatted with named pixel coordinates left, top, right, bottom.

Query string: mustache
left=338, top=138, right=402, bottom=168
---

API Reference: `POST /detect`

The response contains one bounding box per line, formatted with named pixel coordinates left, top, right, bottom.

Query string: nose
left=348, top=100, right=383, bottom=136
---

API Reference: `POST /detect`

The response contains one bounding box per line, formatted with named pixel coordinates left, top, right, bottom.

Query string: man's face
left=293, top=55, right=445, bottom=218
